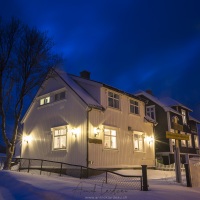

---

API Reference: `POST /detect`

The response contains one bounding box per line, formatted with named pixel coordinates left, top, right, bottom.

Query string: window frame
left=55, top=91, right=66, bottom=102
left=181, top=109, right=187, bottom=125
left=51, top=126, right=67, bottom=151
left=108, top=91, right=120, bottom=109
left=103, top=127, right=118, bottom=150
left=40, top=96, right=50, bottom=106
left=130, top=99, right=140, bottom=115
left=187, top=133, right=192, bottom=148
left=133, top=131, right=144, bottom=152
left=180, top=131, right=186, bottom=147
left=194, top=135, right=199, bottom=148
left=146, top=105, right=156, bottom=120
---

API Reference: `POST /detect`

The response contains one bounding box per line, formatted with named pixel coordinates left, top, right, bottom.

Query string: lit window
left=170, top=129, right=175, bottom=146
left=187, top=133, right=192, bottom=147
left=108, top=91, right=120, bottom=109
left=53, top=127, right=67, bottom=150
left=130, top=100, right=140, bottom=115
left=133, top=131, right=144, bottom=151
left=104, top=129, right=117, bottom=149
left=40, top=96, right=50, bottom=105
left=146, top=105, right=156, bottom=120
left=181, top=109, right=187, bottom=125
left=55, top=91, right=65, bottom=101
left=180, top=132, right=186, bottom=147
left=194, top=135, right=199, bottom=148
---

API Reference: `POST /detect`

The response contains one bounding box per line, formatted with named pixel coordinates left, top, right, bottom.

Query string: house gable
left=22, top=69, right=104, bottom=123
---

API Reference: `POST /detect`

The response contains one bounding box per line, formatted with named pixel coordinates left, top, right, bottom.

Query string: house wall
left=169, top=110, right=199, bottom=155
left=88, top=88, right=155, bottom=168
left=139, top=95, right=170, bottom=153
left=135, top=93, right=200, bottom=165
left=21, top=76, right=88, bottom=166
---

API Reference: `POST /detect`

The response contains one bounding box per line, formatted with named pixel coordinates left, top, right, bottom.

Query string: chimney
left=80, top=70, right=90, bottom=79
left=146, top=89, right=153, bottom=95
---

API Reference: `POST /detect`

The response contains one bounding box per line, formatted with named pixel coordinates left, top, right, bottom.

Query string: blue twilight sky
left=1, top=0, right=200, bottom=119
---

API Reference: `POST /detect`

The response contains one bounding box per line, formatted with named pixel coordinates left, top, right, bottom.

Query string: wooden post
left=184, top=163, right=192, bottom=187
left=174, top=117, right=182, bottom=183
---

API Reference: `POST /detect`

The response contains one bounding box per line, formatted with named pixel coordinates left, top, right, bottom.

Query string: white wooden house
left=21, top=69, right=155, bottom=169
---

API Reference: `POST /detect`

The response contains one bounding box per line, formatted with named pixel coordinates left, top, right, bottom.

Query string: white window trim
left=107, top=91, right=120, bottom=110
left=146, top=105, right=156, bottom=121
left=40, top=96, right=50, bottom=106
left=38, top=89, right=68, bottom=109
left=129, top=99, right=140, bottom=115
left=180, top=131, right=186, bottom=147
left=103, top=126, right=118, bottom=150
left=181, top=109, right=187, bottom=125
left=51, top=125, right=68, bottom=151
left=55, top=91, right=66, bottom=102
left=133, top=131, right=145, bottom=152
left=194, top=135, right=199, bottom=148
left=187, top=133, right=192, bottom=148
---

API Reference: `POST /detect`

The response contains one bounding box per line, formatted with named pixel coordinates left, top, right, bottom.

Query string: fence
left=156, top=161, right=185, bottom=171
left=0, top=157, right=143, bottom=191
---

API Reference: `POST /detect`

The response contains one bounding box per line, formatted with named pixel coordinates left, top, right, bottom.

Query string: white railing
left=156, top=162, right=185, bottom=171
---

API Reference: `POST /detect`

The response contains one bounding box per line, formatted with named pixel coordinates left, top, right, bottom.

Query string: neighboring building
left=135, top=90, right=200, bottom=164
left=20, top=69, right=155, bottom=169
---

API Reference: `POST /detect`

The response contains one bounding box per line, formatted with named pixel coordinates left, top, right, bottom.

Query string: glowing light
left=146, top=136, right=154, bottom=144
left=94, top=127, right=100, bottom=137
left=23, top=135, right=32, bottom=143
left=71, top=128, right=80, bottom=137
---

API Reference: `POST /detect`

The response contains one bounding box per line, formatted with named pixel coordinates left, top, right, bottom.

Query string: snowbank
left=0, top=169, right=199, bottom=200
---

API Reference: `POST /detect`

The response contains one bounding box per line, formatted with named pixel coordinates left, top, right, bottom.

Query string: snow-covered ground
left=0, top=169, right=200, bottom=200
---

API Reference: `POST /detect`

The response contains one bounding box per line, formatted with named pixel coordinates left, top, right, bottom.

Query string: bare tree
left=0, top=18, right=62, bottom=169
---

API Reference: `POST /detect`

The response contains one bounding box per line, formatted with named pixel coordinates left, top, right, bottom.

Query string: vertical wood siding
left=22, top=77, right=155, bottom=169
left=21, top=77, right=88, bottom=166
left=88, top=88, right=155, bottom=168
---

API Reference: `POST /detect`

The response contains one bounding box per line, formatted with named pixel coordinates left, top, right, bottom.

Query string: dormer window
left=40, top=96, right=50, bottom=106
left=108, top=91, right=120, bottom=109
left=181, top=109, right=187, bottom=125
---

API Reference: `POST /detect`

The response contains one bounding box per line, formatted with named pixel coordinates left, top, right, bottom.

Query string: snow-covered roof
left=144, top=115, right=158, bottom=124
left=159, top=97, right=192, bottom=112
left=70, top=74, right=142, bottom=102
left=189, top=115, right=200, bottom=124
left=54, top=69, right=104, bottom=110
left=21, top=69, right=104, bottom=123
left=135, top=91, right=200, bottom=124
left=135, top=91, right=181, bottom=115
